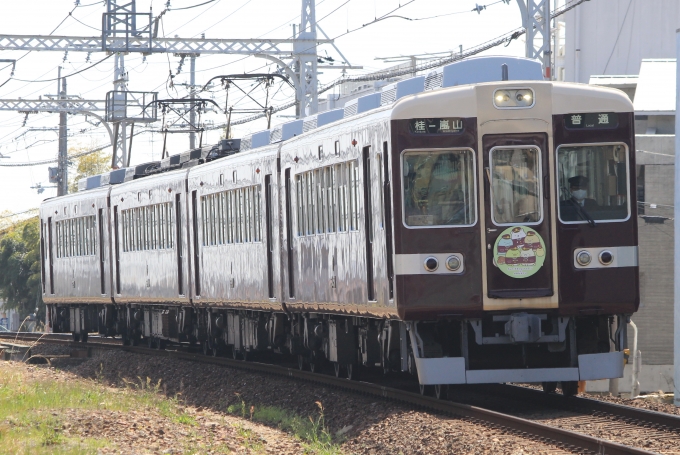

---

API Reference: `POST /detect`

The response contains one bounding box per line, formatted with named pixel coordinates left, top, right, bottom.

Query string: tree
left=0, top=217, right=43, bottom=322
left=68, top=145, right=112, bottom=193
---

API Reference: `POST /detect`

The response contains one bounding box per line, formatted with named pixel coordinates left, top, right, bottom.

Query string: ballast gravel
left=24, top=342, right=572, bottom=454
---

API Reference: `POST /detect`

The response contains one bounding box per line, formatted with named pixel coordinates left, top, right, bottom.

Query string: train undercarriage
left=48, top=303, right=628, bottom=397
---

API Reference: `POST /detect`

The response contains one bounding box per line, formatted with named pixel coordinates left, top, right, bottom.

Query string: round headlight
left=516, top=93, right=524, bottom=102
left=576, top=250, right=592, bottom=266
left=445, top=255, right=461, bottom=271
left=599, top=250, right=614, bottom=265
left=424, top=257, right=439, bottom=272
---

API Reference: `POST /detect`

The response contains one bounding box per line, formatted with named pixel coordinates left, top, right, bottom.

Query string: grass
left=0, top=367, right=195, bottom=455
left=227, top=396, right=344, bottom=455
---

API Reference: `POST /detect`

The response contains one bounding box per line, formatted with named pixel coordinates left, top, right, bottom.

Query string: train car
left=40, top=185, right=112, bottom=341
left=41, top=56, right=638, bottom=396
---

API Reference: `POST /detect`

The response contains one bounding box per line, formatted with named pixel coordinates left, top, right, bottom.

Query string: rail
left=0, top=332, right=662, bottom=455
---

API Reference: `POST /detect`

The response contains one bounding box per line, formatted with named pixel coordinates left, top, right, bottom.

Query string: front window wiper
left=569, top=199, right=596, bottom=227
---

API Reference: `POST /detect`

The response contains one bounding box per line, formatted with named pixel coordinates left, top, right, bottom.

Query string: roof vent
left=424, top=70, right=443, bottom=90
left=343, top=99, right=358, bottom=116
left=282, top=120, right=303, bottom=140
left=317, top=108, right=344, bottom=127
left=302, top=116, right=318, bottom=133
left=251, top=130, right=271, bottom=148
left=357, top=93, right=381, bottom=113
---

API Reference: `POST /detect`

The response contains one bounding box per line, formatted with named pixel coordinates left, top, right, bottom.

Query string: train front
left=390, top=81, right=638, bottom=391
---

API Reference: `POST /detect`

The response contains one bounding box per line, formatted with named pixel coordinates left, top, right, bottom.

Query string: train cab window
left=557, top=143, right=629, bottom=223
left=402, top=149, right=476, bottom=227
left=490, top=146, right=542, bottom=226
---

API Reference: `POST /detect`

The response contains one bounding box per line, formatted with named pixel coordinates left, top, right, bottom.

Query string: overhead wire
left=212, top=0, right=591, bottom=128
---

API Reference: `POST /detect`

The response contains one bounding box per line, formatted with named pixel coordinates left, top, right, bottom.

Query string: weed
left=227, top=399, right=343, bottom=454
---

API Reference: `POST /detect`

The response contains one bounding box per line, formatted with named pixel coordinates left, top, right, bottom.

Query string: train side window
left=348, top=160, right=360, bottom=231
left=403, top=149, right=477, bottom=227
left=295, top=174, right=303, bottom=236
left=318, top=145, right=323, bottom=160
left=334, top=140, right=340, bottom=156
left=337, top=163, right=348, bottom=232
left=490, top=146, right=542, bottom=226
left=377, top=153, right=384, bottom=229
left=557, top=143, right=630, bottom=223
left=255, top=185, right=262, bottom=242
left=316, top=169, right=324, bottom=234
left=326, top=167, right=336, bottom=233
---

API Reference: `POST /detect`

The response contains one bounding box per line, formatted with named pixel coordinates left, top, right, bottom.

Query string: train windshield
left=490, top=146, right=542, bottom=225
left=402, top=149, right=476, bottom=227
left=557, top=143, right=629, bottom=223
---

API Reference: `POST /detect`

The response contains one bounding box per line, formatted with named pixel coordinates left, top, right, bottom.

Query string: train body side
left=109, top=169, right=190, bottom=305
left=39, top=186, right=112, bottom=305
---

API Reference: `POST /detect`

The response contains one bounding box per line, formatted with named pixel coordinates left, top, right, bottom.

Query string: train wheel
left=298, top=355, right=305, bottom=371
left=232, top=348, right=240, bottom=360
left=419, top=384, right=433, bottom=396
left=80, top=333, right=88, bottom=343
left=333, top=362, right=341, bottom=378
left=212, top=345, right=219, bottom=357
left=242, top=351, right=249, bottom=362
left=346, top=364, right=354, bottom=380
left=542, top=382, right=558, bottom=394
left=72, top=333, right=80, bottom=342
left=562, top=381, right=579, bottom=397
left=202, top=341, right=210, bottom=356
left=434, top=384, right=446, bottom=400
left=157, top=339, right=165, bottom=350
left=148, top=337, right=155, bottom=349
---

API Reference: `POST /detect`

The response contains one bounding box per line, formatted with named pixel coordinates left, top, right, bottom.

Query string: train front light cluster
left=493, top=88, right=535, bottom=109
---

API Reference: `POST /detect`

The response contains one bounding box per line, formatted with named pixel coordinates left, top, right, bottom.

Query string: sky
left=0, top=0, right=535, bottom=214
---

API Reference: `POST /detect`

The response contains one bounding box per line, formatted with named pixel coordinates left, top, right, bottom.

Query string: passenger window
left=557, top=143, right=629, bottom=223
left=490, top=146, right=542, bottom=225
left=402, top=149, right=476, bottom=227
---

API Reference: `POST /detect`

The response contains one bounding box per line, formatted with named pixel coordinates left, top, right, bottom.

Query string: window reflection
left=490, top=147, right=542, bottom=225
left=557, top=144, right=629, bottom=223
left=402, top=150, right=476, bottom=227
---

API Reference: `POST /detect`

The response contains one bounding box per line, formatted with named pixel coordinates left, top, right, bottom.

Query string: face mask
left=571, top=189, right=587, bottom=201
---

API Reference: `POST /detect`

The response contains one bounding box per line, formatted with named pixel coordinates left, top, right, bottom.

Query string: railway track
left=0, top=332, right=670, bottom=455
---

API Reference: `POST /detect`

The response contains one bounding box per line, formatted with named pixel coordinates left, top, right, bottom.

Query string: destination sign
left=564, top=112, right=618, bottom=129
left=409, top=118, right=465, bottom=134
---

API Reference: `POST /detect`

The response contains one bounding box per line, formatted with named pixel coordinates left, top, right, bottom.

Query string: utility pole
left=57, top=68, right=68, bottom=196
left=674, top=29, right=680, bottom=408
left=189, top=55, right=196, bottom=150
left=295, top=0, right=318, bottom=117
left=516, top=0, right=551, bottom=79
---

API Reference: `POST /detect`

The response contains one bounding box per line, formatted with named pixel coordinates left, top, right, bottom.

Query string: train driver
left=560, top=175, right=599, bottom=222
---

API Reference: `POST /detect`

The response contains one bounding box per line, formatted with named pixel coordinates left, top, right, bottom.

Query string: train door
left=482, top=133, right=554, bottom=300
left=47, top=217, right=55, bottom=295
left=113, top=206, right=121, bottom=295
left=175, top=194, right=184, bottom=296
left=362, top=146, right=376, bottom=301
left=265, top=174, right=275, bottom=299
left=191, top=190, right=201, bottom=296
left=284, top=168, right=295, bottom=298
left=98, top=208, right=106, bottom=295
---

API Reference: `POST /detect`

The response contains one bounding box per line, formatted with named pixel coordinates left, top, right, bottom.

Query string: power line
left=12, top=55, right=113, bottom=83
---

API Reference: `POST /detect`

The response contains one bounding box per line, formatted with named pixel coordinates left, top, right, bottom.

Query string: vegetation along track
left=0, top=332, right=669, bottom=455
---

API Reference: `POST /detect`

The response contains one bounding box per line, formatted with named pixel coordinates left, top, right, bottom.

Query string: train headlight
left=445, top=255, right=461, bottom=272
left=599, top=250, right=614, bottom=265
left=576, top=250, right=592, bottom=266
left=424, top=257, right=439, bottom=272
left=493, top=88, right=535, bottom=109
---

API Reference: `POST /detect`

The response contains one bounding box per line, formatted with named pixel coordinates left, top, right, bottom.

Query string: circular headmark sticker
left=493, top=226, right=546, bottom=279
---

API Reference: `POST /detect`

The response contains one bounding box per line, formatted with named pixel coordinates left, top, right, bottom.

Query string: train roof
left=391, top=80, right=635, bottom=120
left=44, top=55, right=629, bottom=206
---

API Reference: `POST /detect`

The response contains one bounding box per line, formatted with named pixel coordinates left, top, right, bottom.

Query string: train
left=39, top=56, right=638, bottom=397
